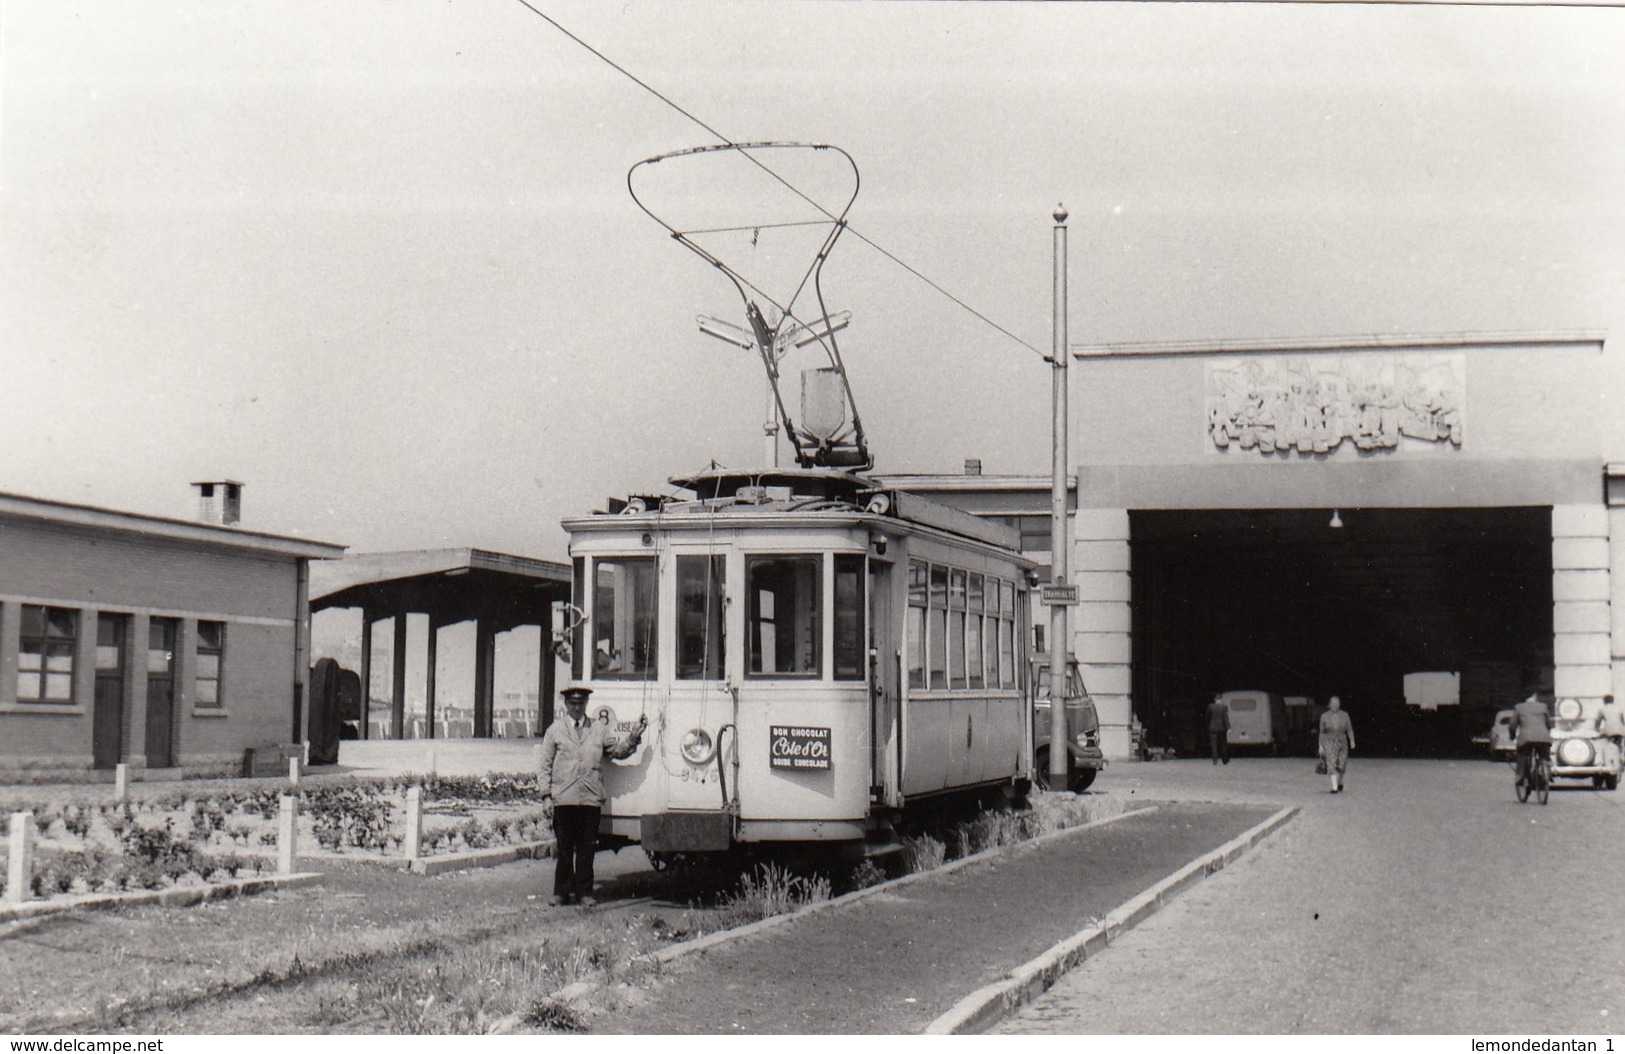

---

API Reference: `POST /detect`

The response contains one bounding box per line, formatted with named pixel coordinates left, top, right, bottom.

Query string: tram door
left=868, top=559, right=899, bottom=804
left=144, top=618, right=178, bottom=769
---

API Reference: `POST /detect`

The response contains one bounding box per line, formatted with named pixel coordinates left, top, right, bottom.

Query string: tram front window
left=748, top=555, right=821, bottom=677
left=593, top=557, right=657, bottom=679
left=677, top=555, right=726, bottom=680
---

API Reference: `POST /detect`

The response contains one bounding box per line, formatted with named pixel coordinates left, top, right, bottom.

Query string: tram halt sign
left=1040, top=582, right=1079, bottom=606
left=770, top=725, right=831, bottom=770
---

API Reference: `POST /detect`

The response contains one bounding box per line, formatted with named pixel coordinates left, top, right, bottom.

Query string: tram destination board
left=770, top=725, right=831, bottom=770
left=1040, top=583, right=1079, bottom=606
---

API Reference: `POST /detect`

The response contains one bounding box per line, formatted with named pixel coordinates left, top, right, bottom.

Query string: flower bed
left=0, top=773, right=554, bottom=902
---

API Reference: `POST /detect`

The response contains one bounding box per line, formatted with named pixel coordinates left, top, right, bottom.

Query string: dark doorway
left=1130, top=507, right=1553, bottom=759
left=93, top=614, right=128, bottom=770
left=144, top=617, right=178, bottom=768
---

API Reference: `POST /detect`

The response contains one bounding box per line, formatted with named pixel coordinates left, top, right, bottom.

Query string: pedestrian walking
left=1318, top=695, right=1355, bottom=793
left=538, top=684, right=646, bottom=907
left=1207, top=694, right=1231, bottom=766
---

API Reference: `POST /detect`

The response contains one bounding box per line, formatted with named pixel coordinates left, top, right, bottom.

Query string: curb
left=406, top=839, right=555, bottom=876
left=0, top=871, right=324, bottom=925
left=924, top=804, right=1299, bottom=1035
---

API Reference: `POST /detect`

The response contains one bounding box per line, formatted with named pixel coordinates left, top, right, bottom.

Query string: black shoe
left=547, top=894, right=565, bottom=907
left=578, top=895, right=597, bottom=908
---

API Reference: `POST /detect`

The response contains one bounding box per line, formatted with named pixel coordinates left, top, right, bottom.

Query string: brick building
left=0, top=485, right=343, bottom=780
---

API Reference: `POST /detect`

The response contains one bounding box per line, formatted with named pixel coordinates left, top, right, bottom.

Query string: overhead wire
left=509, top=0, right=1049, bottom=361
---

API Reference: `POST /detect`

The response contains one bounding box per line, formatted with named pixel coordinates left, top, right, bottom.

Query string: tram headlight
left=680, top=728, right=716, bottom=765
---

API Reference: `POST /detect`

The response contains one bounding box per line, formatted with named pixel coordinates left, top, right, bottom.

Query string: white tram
left=561, top=466, right=1037, bottom=857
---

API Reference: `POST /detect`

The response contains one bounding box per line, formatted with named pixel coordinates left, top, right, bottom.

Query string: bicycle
left=1515, top=745, right=1550, bottom=805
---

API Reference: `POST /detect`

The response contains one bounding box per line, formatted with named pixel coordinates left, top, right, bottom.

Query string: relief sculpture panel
left=1206, top=354, right=1463, bottom=455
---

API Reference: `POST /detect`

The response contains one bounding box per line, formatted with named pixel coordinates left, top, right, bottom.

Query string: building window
left=18, top=605, right=77, bottom=704
left=833, top=554, right=865, bottom=680
left=196, top=621, right=225, bottom=708
left=677, top=555, right=726, bottom=680
left=592, top=557, right=658, bottom=680
left=747, top=555, right=821, bottom=677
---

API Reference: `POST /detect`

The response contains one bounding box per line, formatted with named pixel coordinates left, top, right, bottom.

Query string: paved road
left=997, top=756, right=1625, bottom=1034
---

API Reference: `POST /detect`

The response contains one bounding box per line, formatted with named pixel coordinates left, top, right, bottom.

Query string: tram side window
left=748, top=555, right=821, bottom=677
left=948, top=570, right=967, bottom=689
left=906, top=561, right=927, bottom=690
left=677, top=555, right=726, bottom=680
left=593, top=557, right=658, bottom=680
left=967, top=574, right=985, bottom=690
left=999, top=580, right=1016, bottom=688
left=928, top=566, right=948, bottom=689
left=833, top=554, right=865, bottom=680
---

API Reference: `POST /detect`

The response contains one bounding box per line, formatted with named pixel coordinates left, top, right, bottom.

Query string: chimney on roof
left=963, top=458, right=982, bottom=476
left=192, top=480, right=243, bottom=526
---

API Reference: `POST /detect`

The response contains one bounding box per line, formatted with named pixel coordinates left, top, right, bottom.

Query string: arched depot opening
left=1129, top=506, right=1553, bottom=759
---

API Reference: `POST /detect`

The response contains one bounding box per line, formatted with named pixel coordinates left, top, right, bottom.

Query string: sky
left=3, top=0, right=1623, bottom=563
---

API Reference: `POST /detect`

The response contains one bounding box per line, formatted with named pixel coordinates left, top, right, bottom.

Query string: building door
left=144, top=617, right=178, bottom=768
left=93, top=614, right=128, bottom=770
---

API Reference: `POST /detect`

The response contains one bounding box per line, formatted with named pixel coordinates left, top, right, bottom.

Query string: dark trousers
left=552, top=804, right=601, bottom=900
left=1209, top=732, right=1229, bottom=764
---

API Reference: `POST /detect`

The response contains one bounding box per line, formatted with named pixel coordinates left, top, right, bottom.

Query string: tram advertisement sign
left=770, top=726, right=831, bottom=770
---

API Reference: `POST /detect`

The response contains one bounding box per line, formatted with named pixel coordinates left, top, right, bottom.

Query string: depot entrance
left=1128, top=506, right=1553, bottom=759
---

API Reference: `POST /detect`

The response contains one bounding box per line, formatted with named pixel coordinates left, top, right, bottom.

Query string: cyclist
left=1509, top=693, right=1552, bottom=790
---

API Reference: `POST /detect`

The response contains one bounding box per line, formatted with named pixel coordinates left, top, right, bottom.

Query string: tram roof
left=570, top=467, right=1024, bottom=555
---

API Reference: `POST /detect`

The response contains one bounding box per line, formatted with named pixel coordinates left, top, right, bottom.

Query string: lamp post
left=1049, top=204, right=1071, bottom=789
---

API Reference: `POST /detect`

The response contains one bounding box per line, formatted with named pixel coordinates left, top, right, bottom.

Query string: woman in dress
left=1319, top=695, right=1356, bottom=794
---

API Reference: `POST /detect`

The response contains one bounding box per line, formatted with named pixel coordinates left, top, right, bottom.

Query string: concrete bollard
left=277, top=794, right=298, bottom=876
left=288, top=756, right=301, bottom=787
left=114, top=763, right=128, bottom=802
left=7, top=812, right=35, bottom=905
left=403, top=786, right=423, bottom=861
left=532, top=743, right=544, bottom=773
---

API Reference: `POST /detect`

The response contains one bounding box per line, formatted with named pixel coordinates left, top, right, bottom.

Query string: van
left=1032, top=657, right=1107, bottom=792
left=1220, top=690, right=1289, bottom=754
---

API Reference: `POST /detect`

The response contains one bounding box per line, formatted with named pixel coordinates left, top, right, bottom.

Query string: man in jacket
left=539, top=684, right=646, bottom=906
left=1207, top=694, right=1231, bottom=765
left=1509, top=693, right=1552, bottom=789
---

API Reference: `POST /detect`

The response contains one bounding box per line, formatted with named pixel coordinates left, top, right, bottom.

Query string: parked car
left=1482, top=709, right=1516, bottom=758
left=1032, top=657, right=1106, bottom=792
left=1549, top=697, right=1622, bottom=790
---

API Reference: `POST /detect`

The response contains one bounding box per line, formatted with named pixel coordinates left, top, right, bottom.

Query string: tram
left=560, top=467, right=1037, bottom=857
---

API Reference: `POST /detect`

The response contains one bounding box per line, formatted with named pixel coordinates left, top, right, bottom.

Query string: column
left=425, top=619, right=439, bottom=740
left=473, top=617, right=495, bottom=739
left=1076, top=507, right=1134, bottom=759
left=1553, top=504, right=1611, bottom=700
left=391, top=612, right=408, bottom=740
left=359, top=612, right=373, bottom=740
